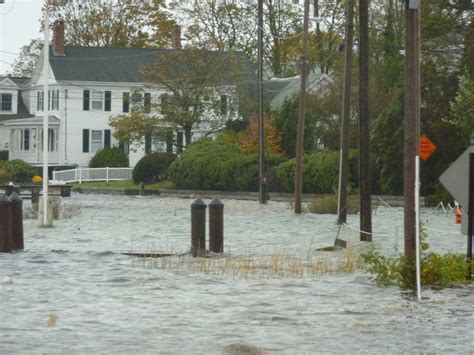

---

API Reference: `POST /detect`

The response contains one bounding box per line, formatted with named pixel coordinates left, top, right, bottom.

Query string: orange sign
left=419, top=134, right=436, bottom=161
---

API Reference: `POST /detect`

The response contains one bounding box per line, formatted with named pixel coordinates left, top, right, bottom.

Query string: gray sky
left=0, top=0, right=43, bottom=75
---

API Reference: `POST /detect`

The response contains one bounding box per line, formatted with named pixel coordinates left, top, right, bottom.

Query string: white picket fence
left=52, top=167, right=133, bottom=184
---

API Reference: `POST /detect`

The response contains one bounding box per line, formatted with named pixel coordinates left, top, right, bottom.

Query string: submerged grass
left=134, top=244, right=364, bottom=278
left=72, top=180, right=173, bottom=191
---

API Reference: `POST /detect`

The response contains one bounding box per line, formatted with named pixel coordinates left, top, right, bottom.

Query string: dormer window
left=1, top=93, right=12, bottom=111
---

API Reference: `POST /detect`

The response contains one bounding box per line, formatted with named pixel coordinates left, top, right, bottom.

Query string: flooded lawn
left=0, top=194, right=472, bottom=353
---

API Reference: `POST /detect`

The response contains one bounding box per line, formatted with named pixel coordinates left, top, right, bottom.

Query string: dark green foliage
left=371, top=91, right=404, bottom=195
left=168, top=138, right=286, bottom=191
left=0, top=159, right=37, bottom=183
left=89, top=147, right=129, bottom=168
left=132, top=152, right=176, bottom=184
left=275, top=150, right=358, bottom=194
left=362, top=230, right=471, bottom=289
left=0, top=150, right=8, bottom=161
left=272, top=95, right=317, bottom=157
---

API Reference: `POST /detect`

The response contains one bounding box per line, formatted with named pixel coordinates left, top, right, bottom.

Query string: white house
left=0, top=22, right=246, bottom=168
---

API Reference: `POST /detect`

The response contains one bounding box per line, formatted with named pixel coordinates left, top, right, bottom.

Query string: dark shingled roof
left=50, top=46, right=254, bottom=84
left=0, top=76, right=33, bottom=122
left=0, top=93, right=34, bottom=122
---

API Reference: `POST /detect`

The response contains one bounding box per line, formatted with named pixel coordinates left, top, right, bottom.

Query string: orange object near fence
left=455, top=207, right=462, bottom=224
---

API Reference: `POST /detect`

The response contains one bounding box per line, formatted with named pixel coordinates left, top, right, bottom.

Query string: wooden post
left=209, top=197, right=224, bottom=253
left=139, top=182, right=145, bottom=196
left=359, top=0, right=372, bottom=241
left=294, top=0, right=310, bottom=214
left=404, top=1, right=420, bottom=263
left=9, top=192, right=24, bottom=251
left=257, top=0, right=267, bottom=205
left=31, top=187, right=40, bottom=204
left=191, top=198, right=207, bottom=257
left=0, top=194, right=12, bottom=253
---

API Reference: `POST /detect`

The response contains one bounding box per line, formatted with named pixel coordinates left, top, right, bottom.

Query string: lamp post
left=42, top=0, right=50, bottom=226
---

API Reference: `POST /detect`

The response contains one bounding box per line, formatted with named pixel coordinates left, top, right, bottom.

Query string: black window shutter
left=145, top=133, right=152, bottom=154
left=83, top=90, right=90, bottom=111
left=144, top=93, right=151, bottom=113
left=123, top=92, right=130, bottom=113
left=82, top=129, right=90, bottom=152
left=177, top=131, right=184, bottom=153
left=105, top=91, right=111, bottom=111
left=104, top=129, right=111, bottom=148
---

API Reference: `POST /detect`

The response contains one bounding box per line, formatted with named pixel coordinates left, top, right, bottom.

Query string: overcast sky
left=0, top=0, right=43, bottom=75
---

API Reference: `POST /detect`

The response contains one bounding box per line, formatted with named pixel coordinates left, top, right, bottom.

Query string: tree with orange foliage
left=239, top=113, right=283, bottom=155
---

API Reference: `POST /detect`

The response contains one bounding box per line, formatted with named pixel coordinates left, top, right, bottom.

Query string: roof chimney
left=53, top=20, right=65, bottom=56
left=171, top=25, right=181, bottom=50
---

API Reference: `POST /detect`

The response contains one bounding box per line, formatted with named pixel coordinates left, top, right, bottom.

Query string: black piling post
left=209, top=197, right=224, bottom=253
left=191, top=198, right=207, bottom=257
left=139, top=182, right=145, bottom=196
left=31, top=187, right=40, bottom=204
left=0, top=194, right=12, bottom=253
left=9, top=192, right=24, bottom=250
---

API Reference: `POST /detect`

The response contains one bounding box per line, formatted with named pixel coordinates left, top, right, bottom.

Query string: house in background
left=0, top=22, right=248, bottom=168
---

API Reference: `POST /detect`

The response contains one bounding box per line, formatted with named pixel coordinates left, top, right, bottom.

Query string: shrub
left=89, top=147, right=129, bottom=168
left=132, top=152, right=177, bottom=184
left=0, top=150, right=8, bottom=161
left=362, top=229, right=471, bottom=289
left=0, top=159, right=37, bottom=183
left=168, top=138, right=286, bottom=191
left=275, top=150, right=358, bottom=193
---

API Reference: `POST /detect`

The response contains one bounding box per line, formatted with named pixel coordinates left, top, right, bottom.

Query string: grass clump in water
left=306, top=194, right=359, bottom=214
left=136, top=244, right=363, bottom=278
left=362, top=229, right=472, bottom=289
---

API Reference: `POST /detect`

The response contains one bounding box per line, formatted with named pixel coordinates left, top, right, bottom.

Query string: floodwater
left=0, top=194, right=473, bottom=354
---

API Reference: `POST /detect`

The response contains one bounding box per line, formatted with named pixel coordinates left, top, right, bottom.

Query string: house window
left=131, top=93, right=142, bottom=106
left=91, top=91, right=104, bottom=110
left=38, top=128, right=57, bottom=152
left=1, top=93, right=12, bottom=111
left=21, top=128, right=30, bottom=151
left=91, top=130, right=103, bottom=152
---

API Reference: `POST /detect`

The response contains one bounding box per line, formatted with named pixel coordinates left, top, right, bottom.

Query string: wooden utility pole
left=294, top=0, right=310, bottom=214
left=257, top=0, right=267, bottom=204
left=404, top=0, right=420, bottom=263
left=337, top=0, right=354, bottom=224
left=359, top=0, right=372, bottom=241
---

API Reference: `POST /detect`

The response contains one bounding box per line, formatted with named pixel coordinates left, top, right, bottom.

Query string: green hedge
left=132, top=152, right=177, bottom=184
left=0, top=159, right=37, bottom=184
left=168, top=138, right=286, bottom=191
left=89, top=147, right=129, bottom=168
left=275, top=150, right=359, bottom=193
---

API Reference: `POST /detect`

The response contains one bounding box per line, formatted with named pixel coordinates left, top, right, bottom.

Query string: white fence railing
left=52, top=167, right=133, bottom=184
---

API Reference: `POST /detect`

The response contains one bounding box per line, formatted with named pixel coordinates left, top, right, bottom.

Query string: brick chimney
left=53, top=20, right=65, bottom=56
left=171, top=25, right=181, bottom=50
